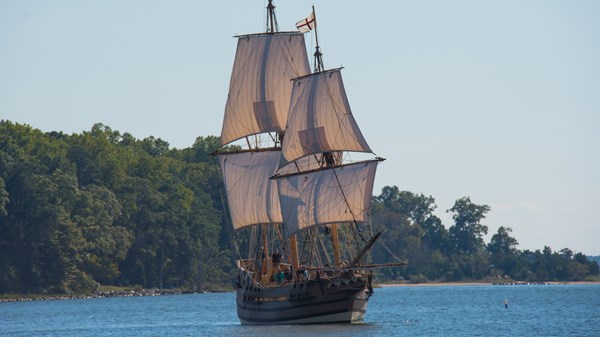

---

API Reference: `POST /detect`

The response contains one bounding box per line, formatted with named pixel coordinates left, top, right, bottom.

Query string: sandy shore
left=377, top=281, right=600, bottom=287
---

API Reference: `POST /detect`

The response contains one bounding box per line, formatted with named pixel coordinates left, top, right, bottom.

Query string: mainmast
left=278, top=6, right=384, bottom=269
left=311, top=6, right=324, bottom=73
left=310, top=6, right=341, bottom=266
left=266, top=0, right=279, bottom=33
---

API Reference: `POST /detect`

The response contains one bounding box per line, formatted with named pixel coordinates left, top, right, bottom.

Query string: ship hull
left=236, top=275, right=372, bottom=324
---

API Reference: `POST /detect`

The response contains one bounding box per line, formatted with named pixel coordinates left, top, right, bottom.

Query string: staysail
left=274, top=160, right=380, bottom=238
left=217, top=150, right=283, bottom=230
left=279, top=68, right=372, bottom=167
left=220, top=32, right=311, bottom=146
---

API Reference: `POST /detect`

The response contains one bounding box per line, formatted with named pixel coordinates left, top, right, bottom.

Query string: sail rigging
left=279, top=68, right=372, bottom=168
left=215, top=2, right=390, bottom=324
left=274, top=160, right=380, bottom=238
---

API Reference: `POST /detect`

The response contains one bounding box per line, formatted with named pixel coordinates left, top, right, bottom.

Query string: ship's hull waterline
left=236, top=274, right=372, bottom=324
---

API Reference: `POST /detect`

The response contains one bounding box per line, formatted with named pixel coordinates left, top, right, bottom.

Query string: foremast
left=217, top=0, right=310, bottom=284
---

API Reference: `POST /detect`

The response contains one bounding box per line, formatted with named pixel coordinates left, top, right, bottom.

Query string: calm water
left=1, top=284, right=599, bottom=336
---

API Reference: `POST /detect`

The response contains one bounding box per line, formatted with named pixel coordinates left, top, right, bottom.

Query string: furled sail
left=220, top=32, right=311, bottom=146
left=274, top=160, right=380, bottom=238
left=217, top=150, right=283, bottom=230
left=280, top=68, right=371, bottom=167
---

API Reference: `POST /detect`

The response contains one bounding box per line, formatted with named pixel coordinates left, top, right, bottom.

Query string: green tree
left=488, top=226, right=519, bottom=277
left=372, top=187, right=445, bottom=281
left=0, top=177, right=8, bottom=216
left=448, top=197, right=490, bottom=254
left=2, top=163, right=88, bottom=293
left=73, top=184, right=131, bottom=284
left=488, top=226, right=519, bottom=255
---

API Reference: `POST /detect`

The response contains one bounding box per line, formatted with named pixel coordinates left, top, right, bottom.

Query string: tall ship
left=215, top=1, right=397, bottom=324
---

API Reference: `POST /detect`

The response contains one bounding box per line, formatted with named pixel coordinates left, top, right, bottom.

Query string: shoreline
left=377, top=280, right=600, bottom=287
left=0, top=288, right=204, bottom=303
left=3, top=281, right=599, bottom=303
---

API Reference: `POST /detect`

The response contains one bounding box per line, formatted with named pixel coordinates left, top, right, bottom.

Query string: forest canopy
left=0, top=121, right=597, bottom=294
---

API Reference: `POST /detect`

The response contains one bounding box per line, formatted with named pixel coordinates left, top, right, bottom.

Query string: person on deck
left=272, top=249, right=281, bottom=266
left=284, top=268, right=293, bottom=283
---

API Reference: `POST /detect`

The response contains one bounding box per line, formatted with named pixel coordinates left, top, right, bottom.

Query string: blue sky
left=1, top=0, right=599, bottom=255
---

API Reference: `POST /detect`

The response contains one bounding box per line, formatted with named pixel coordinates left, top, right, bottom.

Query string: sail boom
left=272, top=158, right=384, bottom=179
left=217, top=133, right=281, bottom=149
left=234, top=31, right=306, bottom=38
left=213, top=146, right=280, bottom=156
left=289, top=67, right=344, bottom=82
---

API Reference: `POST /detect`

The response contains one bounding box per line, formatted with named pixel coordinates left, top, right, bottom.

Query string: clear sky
left=1, top=0, right=599, bottom=255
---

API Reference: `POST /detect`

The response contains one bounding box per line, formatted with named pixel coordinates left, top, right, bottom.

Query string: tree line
left=0, top=121, right=229, bottom=294
left=0, top=121, right=597, bottom=294
left=370, top=186, right=599, bottom=283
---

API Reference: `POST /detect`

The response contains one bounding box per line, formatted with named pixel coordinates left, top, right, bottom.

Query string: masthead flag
left=296, top=12, right=316, bottom=32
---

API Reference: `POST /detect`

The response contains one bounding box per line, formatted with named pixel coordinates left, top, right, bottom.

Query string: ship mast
left=257, top=0, right=278, bottom=282
left=266, top=0, right=279, bottom=33
left=219, top=0, right=315, bottom=285
left=310, top=6, right=343, bottom=266
left=265, top=0, right=302, bottom=274
left=312, top=6, right=324, bottom=72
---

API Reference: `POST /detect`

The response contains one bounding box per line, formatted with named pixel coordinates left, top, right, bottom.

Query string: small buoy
left=504, top=298, right=509, bottom=308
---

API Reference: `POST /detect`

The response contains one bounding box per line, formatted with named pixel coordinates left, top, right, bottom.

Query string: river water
left=1, top=284, right=598, bottom=336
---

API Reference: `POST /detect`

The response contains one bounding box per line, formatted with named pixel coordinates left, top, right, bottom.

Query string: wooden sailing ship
left=215, top=1, right=399, bottom=324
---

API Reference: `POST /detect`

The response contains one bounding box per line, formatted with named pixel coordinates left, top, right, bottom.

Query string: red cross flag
left=296, top=12, right=316, bottom=32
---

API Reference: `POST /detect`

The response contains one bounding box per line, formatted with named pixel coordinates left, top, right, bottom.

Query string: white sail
left=217, top=151, right=283, bottom=230
left=275, top=160, right=380, bottom=238
left=280, top=68, right=371, bottom=167
left=220, top=32, right=311, bottom=146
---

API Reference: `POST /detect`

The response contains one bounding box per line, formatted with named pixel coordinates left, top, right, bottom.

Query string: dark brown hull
left=236, top=275, right=373, bottom=324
